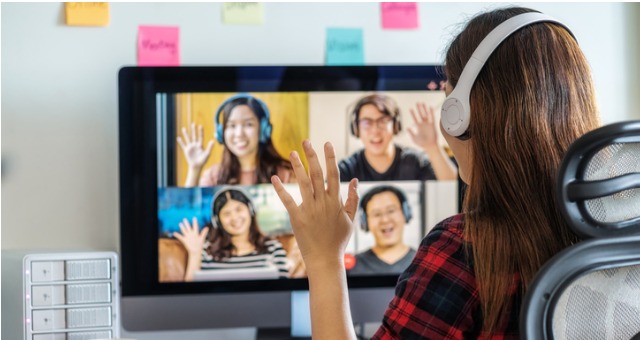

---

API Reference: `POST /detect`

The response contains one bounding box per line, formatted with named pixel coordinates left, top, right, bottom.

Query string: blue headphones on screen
left=358, top=185, right=413, bottom=232
left=214, top=93, right=273, bottom=145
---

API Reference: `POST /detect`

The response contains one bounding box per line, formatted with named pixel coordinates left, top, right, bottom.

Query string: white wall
left=2, top=3, right=638, bottom=339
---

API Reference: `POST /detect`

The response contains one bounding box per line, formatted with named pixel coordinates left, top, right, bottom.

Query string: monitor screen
left=118, top=66, right=459, bottom=331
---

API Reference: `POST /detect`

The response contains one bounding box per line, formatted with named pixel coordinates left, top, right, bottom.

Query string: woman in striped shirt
left=174, top=187, right=290, bottom=281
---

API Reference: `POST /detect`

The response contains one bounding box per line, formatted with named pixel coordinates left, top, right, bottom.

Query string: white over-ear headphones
left=441, top=12, right=572, bottom=137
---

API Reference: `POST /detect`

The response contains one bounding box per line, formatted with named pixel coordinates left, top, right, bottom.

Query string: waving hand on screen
left=177, top=123, right=215, bottom=187
left=408, top=103, right=458, bottom=181
left=173, top=218, right=209, bottom=282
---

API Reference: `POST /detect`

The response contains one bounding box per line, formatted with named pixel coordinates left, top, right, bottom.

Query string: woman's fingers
left=204, top=140, right=214, bottom=155
left=290, top=150, right=314, bottom=203
left=197, top=124, right=204, bottom=145
left=409, top=107, right=422, bottom=125
left=426, top=105, right=435, bottom=125
left=173, top=232, right=185, bottom=243
left=199, top=227, right=210, bottom=241
left=179, top=218, right=189, bottom=235
left=420, top=103, right=434, bottom=125
left=344, top=178, right=359, bottom=221
left=181, top=126, right=191, bottom=143
left=190, top=123, right=197, bottom=141
left=303, top=140, right=326, bottom=199
left=176, top=137, right=186, bottom=151
left=324, top=142, right=340, bottom=196
left=271, top=175, right=298, bottom=216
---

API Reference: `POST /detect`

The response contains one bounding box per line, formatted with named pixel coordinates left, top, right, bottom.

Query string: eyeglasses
left=368, top=207, right=401, bottom=222
left=358, top=116, right=394, bottom=131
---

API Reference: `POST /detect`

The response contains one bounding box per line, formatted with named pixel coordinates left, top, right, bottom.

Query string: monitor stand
left=255, top=291, right=311, bottom=340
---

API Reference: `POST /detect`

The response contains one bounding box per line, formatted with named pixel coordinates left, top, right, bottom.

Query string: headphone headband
left=211, top=186, right=256, bottom=229
left=441, top=12, right=573, bottom=137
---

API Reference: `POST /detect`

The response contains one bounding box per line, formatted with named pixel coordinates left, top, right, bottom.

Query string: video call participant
left=338, top=93, right=458, bottom=182
left=348, top=185, right=416, bottom=275
left=271, top=7, right=601, bottom=338
left=177, top=94, right=295, bottom=187
left=173, top=187, right=290, bottom=281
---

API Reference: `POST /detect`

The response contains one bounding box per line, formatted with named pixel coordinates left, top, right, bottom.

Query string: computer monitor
left=118, top=65, right=458, bottom=333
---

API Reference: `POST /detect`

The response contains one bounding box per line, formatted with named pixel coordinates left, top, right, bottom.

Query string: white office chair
left=521, top=120, right=640, bottom=340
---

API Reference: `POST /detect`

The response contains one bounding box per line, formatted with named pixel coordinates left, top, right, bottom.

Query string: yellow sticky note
left=65, top=2, right=110, bottom=27
left=222, top=2, right=264, bottom=25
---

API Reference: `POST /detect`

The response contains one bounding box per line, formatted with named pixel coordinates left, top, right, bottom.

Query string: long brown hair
left=217, top=96, right=292, bottom=184
left=444, top=7, right=601, bottom=333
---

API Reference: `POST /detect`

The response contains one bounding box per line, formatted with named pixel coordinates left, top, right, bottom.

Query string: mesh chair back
left=552, top=264, right=640, bottom=340
left=522, top=120, right=640, bottom=340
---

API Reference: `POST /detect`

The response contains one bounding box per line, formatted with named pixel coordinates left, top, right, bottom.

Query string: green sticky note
left=222, top=2, right=264, bottom=25
left=326, top=28, right=364, bottom=66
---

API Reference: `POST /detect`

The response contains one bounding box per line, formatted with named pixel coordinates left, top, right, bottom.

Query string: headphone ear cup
left=350, top=109, right=359, bottom=137
left=211, top=216, right=220, bottom=231
left=402, top=201, right=412, bottom=223
left=440, top=96, right=468, bottom=138
left=394, top=116, right=402, bottom=134
left=260, top=118, right=272, bottom=144
left=247, top=201, right=256, bottom=217
left=359, top=209, right=368, bottom=232
left=215, top=123, right=224, bottom=145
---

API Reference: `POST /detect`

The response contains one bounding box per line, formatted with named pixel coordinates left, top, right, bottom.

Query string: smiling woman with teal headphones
left=177, top=94, right=295, bottom=187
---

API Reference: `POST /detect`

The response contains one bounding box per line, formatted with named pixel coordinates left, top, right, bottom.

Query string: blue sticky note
left=326, top=27, right=364, bottom=66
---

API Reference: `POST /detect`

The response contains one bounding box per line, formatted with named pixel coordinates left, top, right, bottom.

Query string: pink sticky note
left=381, top=2, right=418, bottom=29
left=137, top=25, right=180, bottom=66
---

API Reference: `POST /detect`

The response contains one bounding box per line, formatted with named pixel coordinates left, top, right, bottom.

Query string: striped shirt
left=374, top=214, right=521, bottom=339
left=201, top=239, right=290, bottom=278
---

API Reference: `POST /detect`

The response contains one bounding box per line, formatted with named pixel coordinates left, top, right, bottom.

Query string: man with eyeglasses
left=338, top=93, right=457, bottom=182
left=348, top=185, right=416, bottom=275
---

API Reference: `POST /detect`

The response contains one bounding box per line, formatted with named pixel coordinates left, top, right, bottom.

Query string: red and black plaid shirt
left=373, top=214, right=521, bottom=339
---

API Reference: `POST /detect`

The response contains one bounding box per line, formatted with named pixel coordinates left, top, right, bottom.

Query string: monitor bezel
left=118, top=65, right=446, bottom=298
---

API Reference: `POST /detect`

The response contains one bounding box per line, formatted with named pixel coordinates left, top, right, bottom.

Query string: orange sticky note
left=65, top=2, right=110, bottom=27
left=381, top=2, right=418, bottom=29
left=137, top=26, right=180, bottom=66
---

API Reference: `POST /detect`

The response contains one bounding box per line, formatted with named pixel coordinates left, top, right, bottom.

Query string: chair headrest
left=558, top=120, right=640, bottom=238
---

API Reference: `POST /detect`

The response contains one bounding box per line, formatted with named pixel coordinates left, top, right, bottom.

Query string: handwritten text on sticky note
left=222, top=2, right=264, bottom=25
left=381, top=2, right=419, bottom=29
left=138, top=26, right=180, bottom=66
left=65, top=2, right=110, bottom=26
left=326, top=28, right=364, bottom=66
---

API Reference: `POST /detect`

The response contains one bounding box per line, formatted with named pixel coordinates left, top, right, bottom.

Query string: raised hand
left=271, top=140, right=359, bottom=270
left=408, top=102, right=440, bottom=151
left=272, top=140, right=359, bottom=340
left=177, top=123, right=214, bottom=170
left=408, top=102, right=459, bottom=181
left=173, top=218, right=209, bottom=282
left=173, top=218, right=209, bottom=256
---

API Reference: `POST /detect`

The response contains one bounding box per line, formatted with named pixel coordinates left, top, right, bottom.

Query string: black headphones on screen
left=349, top=94, right=402, bottom=138
left=210, top=186, right=257, bottom=230
left=358, top=185, right=413, bottom=232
